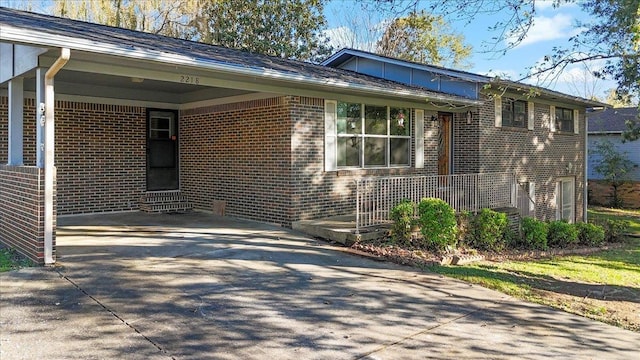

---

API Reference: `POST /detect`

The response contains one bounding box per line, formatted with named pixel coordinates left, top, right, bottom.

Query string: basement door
left=146, top=110, right=179, bottom=191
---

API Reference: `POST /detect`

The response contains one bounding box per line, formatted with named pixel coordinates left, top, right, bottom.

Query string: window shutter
left=573, top=109, right=579, bottom=134
left=528, top=182, right=535, bottom=214
left=550, top=105, right=556, bottom=132
left=555, top=181, right=561, bottom=220
left=414, top=109, right=424, bottom=168
left=494, top=96, right=502, bottom=127
left=324, top=100, right=337, bottom=171
left=527, top=101, right=535, bottom=130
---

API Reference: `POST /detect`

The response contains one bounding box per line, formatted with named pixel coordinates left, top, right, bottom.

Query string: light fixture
left=430, top=115, right=439, bottom=127
left=466, top=110, right=473, bottom=124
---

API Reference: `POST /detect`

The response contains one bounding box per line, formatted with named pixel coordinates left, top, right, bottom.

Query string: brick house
left=0, top=8, right=603, bottom=264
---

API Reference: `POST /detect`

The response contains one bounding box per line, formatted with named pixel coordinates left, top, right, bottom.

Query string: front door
left=147, top=110, right=178, bottom=191
left=438, top=113, right=452, bottom=175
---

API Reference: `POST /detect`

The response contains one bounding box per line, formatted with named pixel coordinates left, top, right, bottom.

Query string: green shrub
left=575, top=222, right=605, bottom=246
left=547, top=220, right=579, bottom=248
left=469, top=208, right=508, bottom=252
left=520, top=217, right=548, bottom=250
left=416, top=198, right=457, bottom=252
left=602, top=219, right=629, bottom=243
left=389, top=200, right=415, bottom=245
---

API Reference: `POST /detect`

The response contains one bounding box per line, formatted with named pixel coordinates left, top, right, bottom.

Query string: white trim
left=556, top=177, right=575, bottom=223
left=494, top=96, right=502, bottom=127
left=415, top=109, right=425, bottom=168
left=573, top=109, right=579, bottom=134
left=324, top=100, right=337, bottom=171
left=550, top=105, right=556, bottom=132
left=181, top=92, right=279, bottom=110
left=527, top=101, right=535, bottom=130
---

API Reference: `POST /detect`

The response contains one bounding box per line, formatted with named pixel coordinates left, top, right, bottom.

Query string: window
left=556, top=178, right=575, bottom=223
left=335, top=102, right=411, bottom=168
left=555, top=107, right=574, bottom=133
left=502, top=98, right=527, bottom=128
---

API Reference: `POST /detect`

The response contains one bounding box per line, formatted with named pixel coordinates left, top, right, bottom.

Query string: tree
left=46, top=0, right=332, bottom=62
left=376, top=11, right=472, bottom=68
left=592, top=140, right=638, bottom=207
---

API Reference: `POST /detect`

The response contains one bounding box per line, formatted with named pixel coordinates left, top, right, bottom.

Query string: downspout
left=44, top=48, right=70, bottom=265
left=583, top=112, right=588, bottom=223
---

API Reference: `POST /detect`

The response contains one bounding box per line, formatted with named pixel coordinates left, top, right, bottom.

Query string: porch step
left=139, top=191, right=193, bottom=213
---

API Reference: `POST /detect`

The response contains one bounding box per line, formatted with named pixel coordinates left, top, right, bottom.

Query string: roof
left=588, top=107, right=639, bottom=133
left=323, top=48, right=607, bottom=108
left=0, top=7, right=480, bottom=106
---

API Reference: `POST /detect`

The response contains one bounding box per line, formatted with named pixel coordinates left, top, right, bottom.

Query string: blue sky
left=325, top=0, right=615, bottom=100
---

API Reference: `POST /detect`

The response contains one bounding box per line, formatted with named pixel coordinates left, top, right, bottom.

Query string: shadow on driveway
left=2, top=211, right=639, bottom=359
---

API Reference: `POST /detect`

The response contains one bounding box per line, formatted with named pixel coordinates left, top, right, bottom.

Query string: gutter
left=43, top=48, right=70, bottom=265
left=0, top=24, right=482, bottom=106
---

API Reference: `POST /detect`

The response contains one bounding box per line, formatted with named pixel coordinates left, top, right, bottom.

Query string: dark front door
left=147, top=110, right=178, bottom=191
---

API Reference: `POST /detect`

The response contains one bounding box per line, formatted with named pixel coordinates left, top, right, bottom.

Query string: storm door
left=146, top=110, right=179, bottom=191
left=437, top=112, right=452, bottom=175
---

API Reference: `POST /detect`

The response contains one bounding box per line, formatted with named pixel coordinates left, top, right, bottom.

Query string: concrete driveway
left=1, top=212, right=638, bottom=359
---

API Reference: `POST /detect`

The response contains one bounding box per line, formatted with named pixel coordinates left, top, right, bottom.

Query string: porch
left=293, top=172, right=524, bottom=244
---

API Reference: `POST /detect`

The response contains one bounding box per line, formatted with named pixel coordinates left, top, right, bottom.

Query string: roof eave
left=0, top=24, right=481, bottom=107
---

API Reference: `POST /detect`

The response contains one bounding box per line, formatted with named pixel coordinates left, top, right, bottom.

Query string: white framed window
left=327, top=101, right=412, bottom=170
left=494, top=96, right=534, bottom=130
left=556, top=177, right=575, bottom=223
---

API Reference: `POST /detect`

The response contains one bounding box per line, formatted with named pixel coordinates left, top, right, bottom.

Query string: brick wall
left=180, top=97, right=294, bottom=225
left=0, top=165, right=54, bottom=265
left=588, top=180, right=640, bottom=209
left=54, top=101, right=146, bottom=214
left=0, top=97, right=37, bottom=165
left=471, top=96, right=586, bottom=222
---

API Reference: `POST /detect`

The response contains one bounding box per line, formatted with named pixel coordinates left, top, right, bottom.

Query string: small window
left=555, top=107, right=574, bottom=132
left=502, top=98, right=527, bottom=128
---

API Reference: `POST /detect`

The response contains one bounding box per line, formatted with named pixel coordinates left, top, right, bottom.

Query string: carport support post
left=36, top=68, right=45, bottom=168
left=8, top=77, right=24, bottom=165
left=43, top=49, right=70, bottom=265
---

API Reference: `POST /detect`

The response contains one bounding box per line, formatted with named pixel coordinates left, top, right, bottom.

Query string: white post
left=8, top=77, right=24, bottom=165
left=43, top=49, right=70, bottom=265
left=36, top=68, right=45, bottom=168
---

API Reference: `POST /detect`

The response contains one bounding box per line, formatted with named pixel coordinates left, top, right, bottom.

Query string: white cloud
left=480, top=69, right=520, bottom=80
left=508, top=13, right=581, bottom=48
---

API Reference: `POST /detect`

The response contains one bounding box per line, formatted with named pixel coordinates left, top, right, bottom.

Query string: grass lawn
left=0, top=247, right=34, bottom=272
left=428, top=207, right=640, bottom=331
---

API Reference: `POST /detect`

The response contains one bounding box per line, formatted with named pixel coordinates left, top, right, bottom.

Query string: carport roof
left=0, top=7, right=481, bottom=106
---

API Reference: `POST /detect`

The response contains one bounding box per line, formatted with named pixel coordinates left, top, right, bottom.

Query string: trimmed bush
left=469, top=208, right=508, bottom=252
left=547, top=220, right=579, bottom=248
left=416, top=198, right=457, bottom=252
left=520, top=217, right=548, bottom=250
left=389, top=200, right=415, bottom=245
left=602, top=219, right=629, bottom=243
left=575, top=222, right=605, bottom=246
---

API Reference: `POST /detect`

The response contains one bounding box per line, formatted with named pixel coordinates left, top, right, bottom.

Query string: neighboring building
left=587, top=107, right=640, bottom=208
left=0, top=8, right=604, bottom=264
left=587, top=107, right=640, bottom=180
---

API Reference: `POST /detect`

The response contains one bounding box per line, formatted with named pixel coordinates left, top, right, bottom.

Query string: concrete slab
left=292, top=215, right=389, bottom=245
left=1, top=211, right=639, bottom=359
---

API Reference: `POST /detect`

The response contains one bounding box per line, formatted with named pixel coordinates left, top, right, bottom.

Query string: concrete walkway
left=1, top=212, right=638, bottom=359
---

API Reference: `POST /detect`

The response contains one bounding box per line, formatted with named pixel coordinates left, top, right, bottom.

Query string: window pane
left=150, top=117, right=170, bottom=130
left=514, top=101, right=526, bottom=127
left=337, top=137, right=361, bottom=167
left=390, top=138, right=409, bottom=165
left=337, top=102, right=361, bottom=135
left=390, top=108, right=410, bottom=136
left=364, top=137, right=386, bottom=166
left=365, top=105, right=387, bottom=135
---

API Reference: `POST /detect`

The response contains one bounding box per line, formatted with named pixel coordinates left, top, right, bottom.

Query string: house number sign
left=180, top=75, right=200, bottom=85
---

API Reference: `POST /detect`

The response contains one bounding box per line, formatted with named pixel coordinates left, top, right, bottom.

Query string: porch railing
left=355, top=172, right=517, bottom=233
